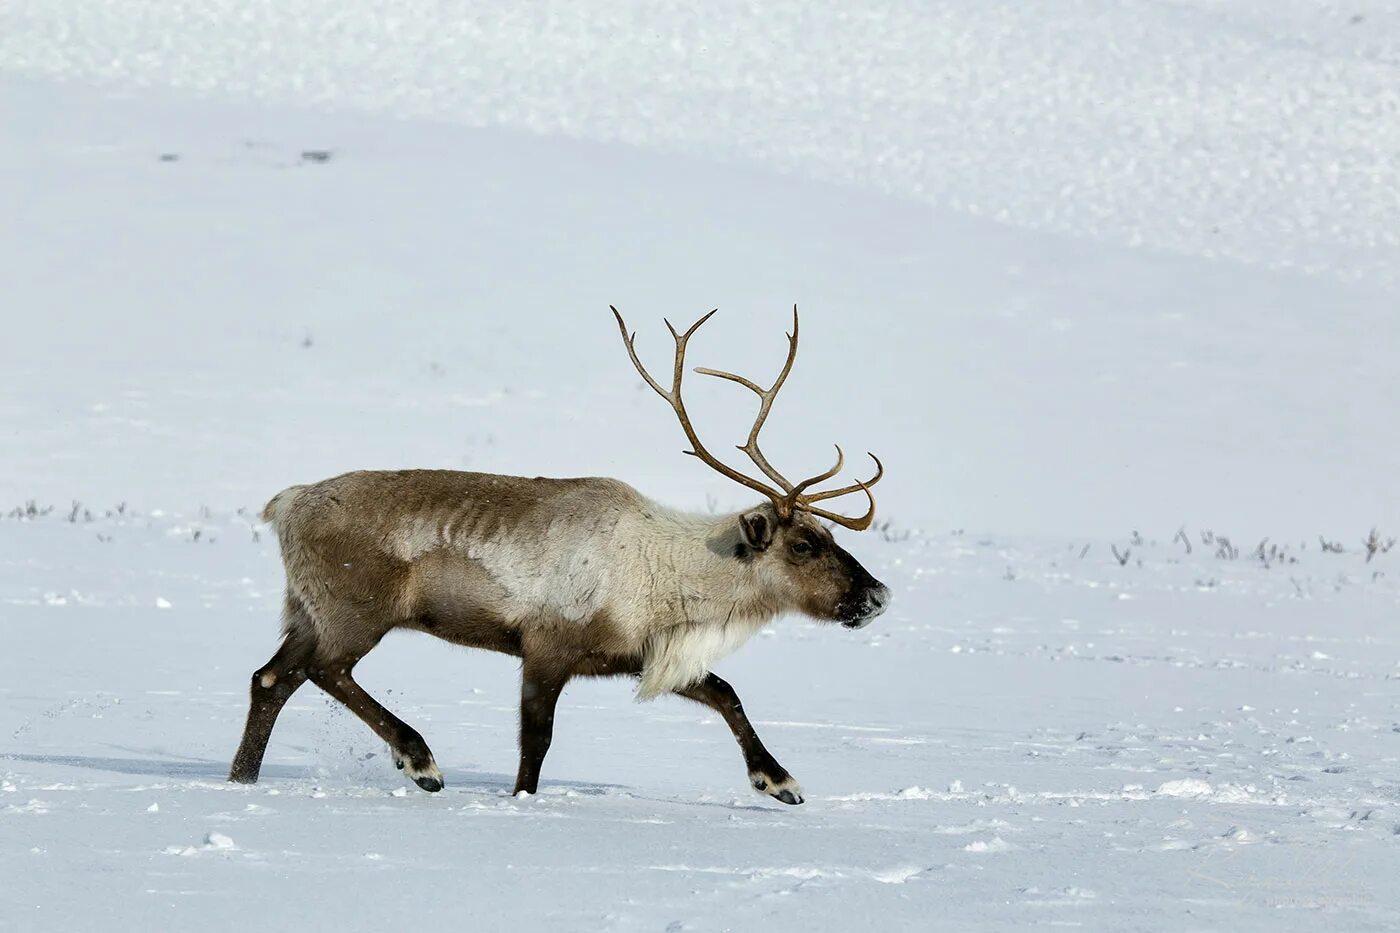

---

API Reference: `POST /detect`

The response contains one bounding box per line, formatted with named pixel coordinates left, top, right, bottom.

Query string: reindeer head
left=612, top=305, right=891, bottom=628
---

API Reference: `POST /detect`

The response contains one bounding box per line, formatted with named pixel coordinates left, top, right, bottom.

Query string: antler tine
left=693, top=305, right=801, bottom=492
left=663, top=309, right=718, bottom=344
left=611, top=305, right=789, bottom=511
left=786, top=444, right=845, bottom=500
left=694, top=369, right=764, bottom=394
left=612, top=305, right=674, bottom=400
left=798, top=452, right=885, bottom=504
left=800, top=479, right=877, bottom=531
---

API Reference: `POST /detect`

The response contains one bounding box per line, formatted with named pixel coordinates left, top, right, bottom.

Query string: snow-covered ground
left=3, top=3, right=1399, bottom=931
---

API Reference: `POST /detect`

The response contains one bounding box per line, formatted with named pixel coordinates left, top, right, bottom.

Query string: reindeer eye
left=790, top=540, right=813, bottom=556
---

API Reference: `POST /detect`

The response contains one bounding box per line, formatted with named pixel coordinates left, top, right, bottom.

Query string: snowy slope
left=4, top=1, right=1400, bottom=283
left=3, top=3, right=1400, bottom=931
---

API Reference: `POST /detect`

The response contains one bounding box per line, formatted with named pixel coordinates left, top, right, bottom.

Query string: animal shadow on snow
left=1, top=751, right=621, bottom=796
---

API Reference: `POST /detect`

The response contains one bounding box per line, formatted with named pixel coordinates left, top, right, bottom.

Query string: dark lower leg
left=514, top=666, right=567, bottom=795
left=675, top=672, right=803, bottom=804
left=307, top=663, right=443, bottom=792
left=229, top=639, right=310, bottom=783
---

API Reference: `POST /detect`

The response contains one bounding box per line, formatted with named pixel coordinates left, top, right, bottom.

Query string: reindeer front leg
left=514, top=658, right=569, bottom=796
left=675, top=672, right=803, bottom=805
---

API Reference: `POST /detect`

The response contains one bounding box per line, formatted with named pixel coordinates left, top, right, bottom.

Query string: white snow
left=3, top=2, right=1400, bottom=931
left=1156, top=778, right=1217, bottom=799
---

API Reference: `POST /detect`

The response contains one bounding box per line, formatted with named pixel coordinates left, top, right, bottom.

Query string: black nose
left=868, top=588, right=888, bottom=611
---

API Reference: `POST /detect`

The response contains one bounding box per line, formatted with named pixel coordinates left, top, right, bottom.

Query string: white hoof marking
left=750, top=770, right=804, bottom=805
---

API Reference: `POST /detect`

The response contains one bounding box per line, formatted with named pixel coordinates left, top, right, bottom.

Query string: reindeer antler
left=611, top=307, right=789, bottom=510
left=610, top=304, right=883, bottom=531
left=693, top=305, right=801, bottom=493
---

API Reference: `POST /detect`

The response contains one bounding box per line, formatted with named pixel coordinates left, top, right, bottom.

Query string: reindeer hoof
left=750, top=770, right=804, bottom=805
left=396, top=753, right=444, bottom=793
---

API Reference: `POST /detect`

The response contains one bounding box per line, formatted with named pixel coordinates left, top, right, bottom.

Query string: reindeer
left=228, top=306, right=889, bottom=804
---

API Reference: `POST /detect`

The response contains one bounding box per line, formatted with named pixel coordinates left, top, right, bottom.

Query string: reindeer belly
left=404, top=546, right=637, bottom=659
left=403, top=550, right=518, bottom=649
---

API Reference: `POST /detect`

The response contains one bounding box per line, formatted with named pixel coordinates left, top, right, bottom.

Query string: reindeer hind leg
left=229, top=595, right=315, bottom=784
left=306, top=651, right=444, bottom=793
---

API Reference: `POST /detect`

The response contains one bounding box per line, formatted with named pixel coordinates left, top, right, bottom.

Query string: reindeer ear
left=739, top=510, right=774, bottom=552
